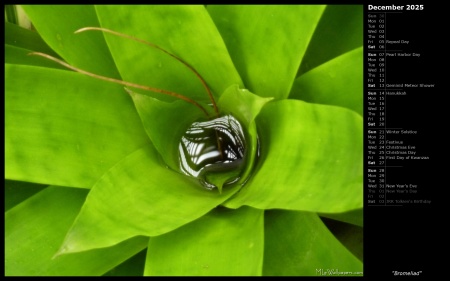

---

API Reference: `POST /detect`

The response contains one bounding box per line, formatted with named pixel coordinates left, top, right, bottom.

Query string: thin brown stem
left=75, top=27, right=219, bottom=117
left=28, top=52, right=210, bottom=117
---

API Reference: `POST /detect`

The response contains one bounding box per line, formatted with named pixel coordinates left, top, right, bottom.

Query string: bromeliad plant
left=5, top=5, right=364, bottom=276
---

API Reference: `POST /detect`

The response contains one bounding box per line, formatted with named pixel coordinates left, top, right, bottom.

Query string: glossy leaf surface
left=263, top=210, right=362, bottom=276
left=208, top=5, right=325, bottom=99
left=5, top=187, right=148, bottom=276
left=5, top=64, right=149, bottom=188
left=291, top=47, right=363, bottom=116
left=57, top=144, right=240, bottom=254
left=145, top=207, right=264, bottom=276
left=95, top=5, right=242, bottom=102
left=225, top=99, right=363, bottom=213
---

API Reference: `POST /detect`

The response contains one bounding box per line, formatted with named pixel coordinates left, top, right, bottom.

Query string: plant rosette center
left=179, top=114, right=247, bottom=190
left=6, top=5, right=364, bottom=276
left=26, top=27, right=270, bottom=194
left=128, top=84, right=272, bottom=193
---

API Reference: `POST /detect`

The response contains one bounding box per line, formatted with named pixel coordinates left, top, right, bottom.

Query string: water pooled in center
left=178, top=114, right=246, bottom=190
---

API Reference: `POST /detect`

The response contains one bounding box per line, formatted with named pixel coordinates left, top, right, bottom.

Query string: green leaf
left=127, top=91, right=206, bottom=171
left=57, top=144, right=241, bottom=255
left=321, top=217, right=363, bottom=262
left=21, top=5, right=120, bottom=78
left=208, top=5, right=325, bottom=99
left=5, top=21, right=58, bottom=56
left=263, top=210, right=362, bottom=276
left=6, top=5, right=367, bottom=277
left=95, top=5, right=242, bottom=102
left=290, top=47, right=363, bottom=116
left=5, top=21, right=63, bottom=69
left=145, top=206, right=264, bottom=276
left=4, top=180, right=48, bottom=211
left=5, top=64, right=149, bottom=188
left=218, top=85, right=272, bottom=128
left=319, top=208, right=363, bottom=227
left=298, top=5, right=363, bottom=75
left=103, top=249, right=147, bottom=276
left=128, top=85, right=271, bottom=190
left=5, top=5, right=19, bottom=24
left=5, top=44, right=66, bottom=69
left=224, top=99, right=363, bottom=213
left=217, top=85, right=272, bottom=186
left=5, top=187, right=148, bottom=276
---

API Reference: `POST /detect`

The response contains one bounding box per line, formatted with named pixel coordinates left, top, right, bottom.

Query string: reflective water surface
left=178, top=114, right=246, bottom=190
